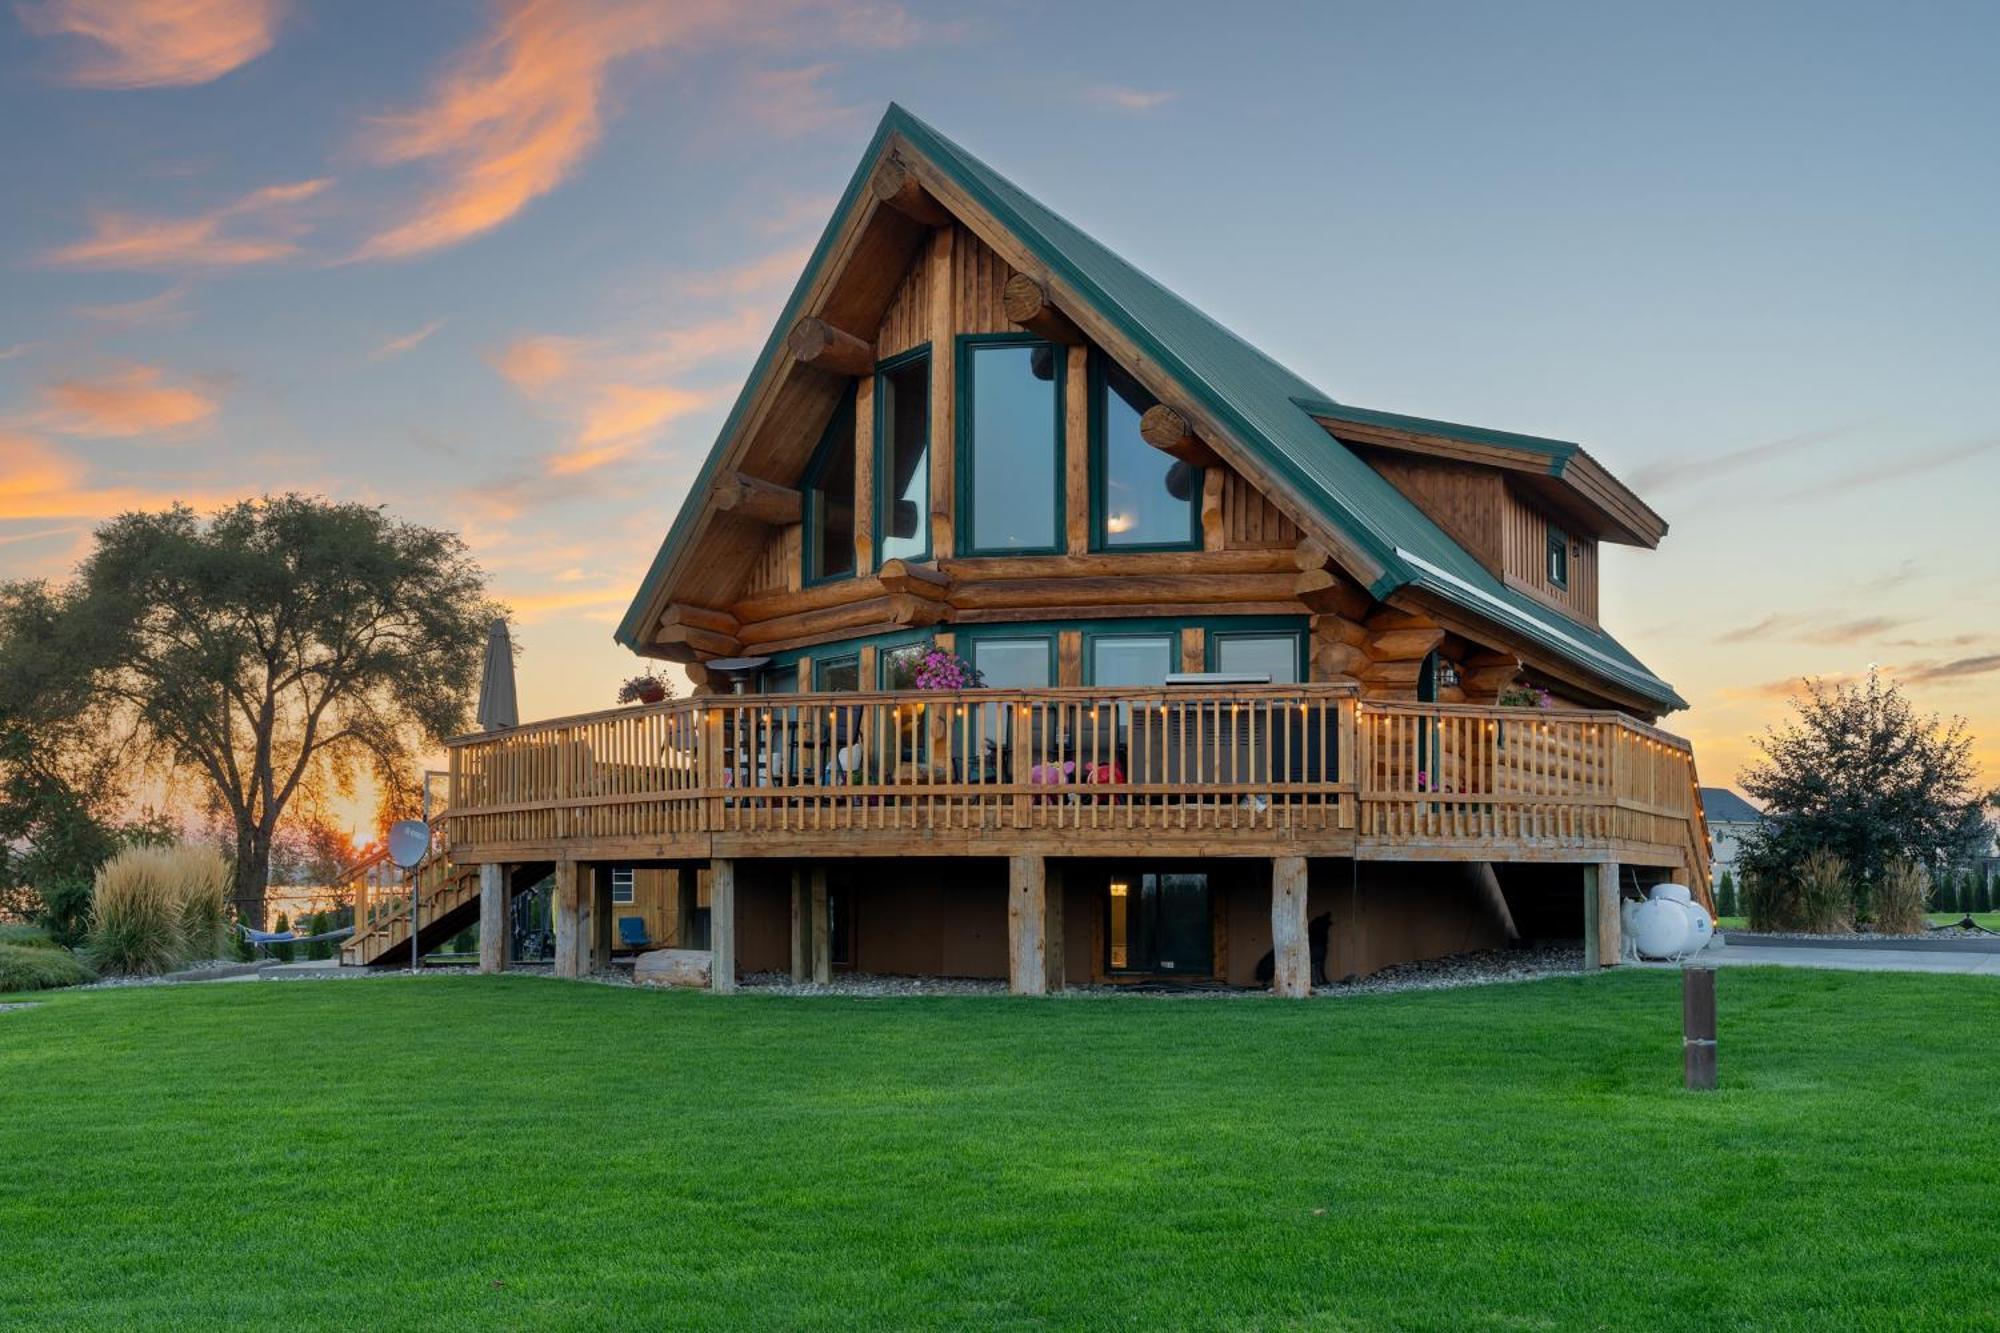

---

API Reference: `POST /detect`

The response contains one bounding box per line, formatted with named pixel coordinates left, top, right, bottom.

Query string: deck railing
left=446, top=687, right=1703, bottom=868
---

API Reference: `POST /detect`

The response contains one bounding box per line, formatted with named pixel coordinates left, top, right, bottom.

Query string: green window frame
left=802, top=384, right=858, bottom=587
left=1090, top=350, right=1200, bottom=552
left=814, top=653, right=861, bottom=693
left=957, top=628, right=1058, bottom=689
left=1206, top=628, right=1307, bottom=683
left=1546, top=527, right=1570, bottom=589
left=956, top=333, right=1066, bottom=557
left=1081, top=626, right=1178, bottom=687
left=873, top=345, right=931, bottom=567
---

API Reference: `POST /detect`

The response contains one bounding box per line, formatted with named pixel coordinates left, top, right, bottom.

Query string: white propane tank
left=1679, top=901, right=1714, bottom=956
left=1633, top=898, right=1691, bottom=959
left=1650, top=883, right=1693, bottom=905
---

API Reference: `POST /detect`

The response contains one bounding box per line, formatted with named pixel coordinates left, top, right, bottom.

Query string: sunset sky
left=3, top=0, right=1996, bottom=838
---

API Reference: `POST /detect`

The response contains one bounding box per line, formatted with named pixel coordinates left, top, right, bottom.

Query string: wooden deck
left=442, top=686, right=1709, bottom=882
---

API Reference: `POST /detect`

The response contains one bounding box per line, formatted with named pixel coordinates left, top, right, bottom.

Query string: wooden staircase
left=339, top=844, right=482, bottom=968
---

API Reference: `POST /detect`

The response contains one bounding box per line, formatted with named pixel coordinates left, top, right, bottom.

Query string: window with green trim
left=803, top=386, right=857, bottom=585
left=1546, top=527, right=1570, bottom=589
left=1209, top=631, right=1303, bottom=683
left=1086, top=632, right=1176, bottom=687
left=815, top=654, right=861, bottom=693
left=879, top=640, right=930, bottom=691
left=960, top=335, right=1063, bottom=555
left=1093, top=354, right=1198, bottom=549
left=968, top=634, right=1054, bottom=688
left=875, top=349, right=930, bottom=565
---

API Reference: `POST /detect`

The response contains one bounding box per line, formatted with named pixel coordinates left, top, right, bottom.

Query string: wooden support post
left=1271, top=855, right=1311, bottom=998
left=790, top=868, right=808, bottom=983
left=478, top=862, right=507, bottom=974
left=1008, top=855, right=1048, bottom=996
left=553, top=859, right=580, bottom=980
left=1597, top=859, right=1621, bottom=968
left=1583, top=864, right=1601, bottom=971
left=710, top=859, right=737, bottom=994
left=810, top=868, right=831, bottom=986
left=1683, top=965, right=1718, bottom=1090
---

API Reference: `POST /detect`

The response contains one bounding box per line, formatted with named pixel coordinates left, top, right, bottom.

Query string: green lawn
left=4, top=971, right=1998, bottom=1331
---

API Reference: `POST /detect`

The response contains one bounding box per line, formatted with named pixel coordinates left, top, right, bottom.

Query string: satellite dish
left=387, top=819, right=431, bottom=870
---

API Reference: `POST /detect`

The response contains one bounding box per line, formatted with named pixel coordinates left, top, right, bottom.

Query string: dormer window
left=1546, top=527, right=1570, bottom=589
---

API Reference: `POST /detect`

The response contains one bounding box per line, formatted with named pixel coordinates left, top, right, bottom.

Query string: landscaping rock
left=633, top=949, right=714, bottom=989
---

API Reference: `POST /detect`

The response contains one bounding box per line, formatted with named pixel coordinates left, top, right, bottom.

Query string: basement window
left=1546, top=528, right=1570, bottom=589
left=610, top=867, right=635, bottom=906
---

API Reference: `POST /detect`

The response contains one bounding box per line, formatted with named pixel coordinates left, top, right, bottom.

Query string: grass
left=3, top=971, right=1998, bottom=1330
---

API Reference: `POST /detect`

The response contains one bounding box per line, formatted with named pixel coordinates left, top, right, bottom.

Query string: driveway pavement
left=1706, top=944, right=2000, bottom=976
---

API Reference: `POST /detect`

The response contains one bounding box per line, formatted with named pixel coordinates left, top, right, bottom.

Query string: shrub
left=271, top=913, right=294, bottom=963
left=85, top=842, right=235, bottom=974
left=1930, top=872, right=1958, bottom=914
left=305, top=910, right=332, bottom=962
left=171, top=845, right=232, bottom=961
left=0, top=941, right=96, bottom=993
left=1795, top=850, right=1855, bottom=933
left=1872, top=859, right=1929, bottom=936
left=1716, top=870, right=1738, bottom=917
left=86, top=849, right=186, bottom=975
left=0, top=922, right=59, bottom=950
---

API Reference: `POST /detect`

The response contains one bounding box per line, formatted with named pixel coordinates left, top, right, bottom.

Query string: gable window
left=610, top=867, right=635, bottom=906
left=1546, top=527, right=1570, bottom=589
left=803, top=386, right=857, bottom=585
left=1093, top=354, right=1198, bottom=549
left=960, top=335, right=1063, bottom=555
left=875, top=350, right=930, bottom=564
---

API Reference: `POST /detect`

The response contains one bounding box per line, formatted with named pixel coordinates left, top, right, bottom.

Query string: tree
left=1716, top=870, right=1738, bottom=917
left=1737, top=671, right=1993, bottom=920
left=0, top=497, right=497, bottom=926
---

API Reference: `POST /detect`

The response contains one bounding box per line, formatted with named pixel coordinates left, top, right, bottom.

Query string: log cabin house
left=346, top=106, right=1709, bottom=994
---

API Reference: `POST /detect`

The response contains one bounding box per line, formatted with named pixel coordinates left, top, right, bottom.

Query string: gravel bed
left=1309, top=942, right=1588, bottom=998
left=739, top=971, right=1005, bottom=997
left=1729, top=926, right=1995, bottom=943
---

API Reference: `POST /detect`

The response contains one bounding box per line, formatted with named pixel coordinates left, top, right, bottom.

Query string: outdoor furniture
left=617, top=917, right=651, bottom=950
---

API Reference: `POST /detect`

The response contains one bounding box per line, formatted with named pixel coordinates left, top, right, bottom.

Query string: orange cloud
left=0, top=430, right=198, bottom=519
left=39, top=363, right=219, bottom=438
left=46, top=178, right=329, bottom=271
left=488, top=335, right=582, bottom=394
left=355, top=0, right=742, bottom=260
left=553, top=382, right=709, bottom=474
left=20, top=0, right=282, bottom=89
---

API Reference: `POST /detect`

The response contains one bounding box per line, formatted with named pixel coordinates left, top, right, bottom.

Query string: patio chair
left=617, top=916, right=651, bottom=951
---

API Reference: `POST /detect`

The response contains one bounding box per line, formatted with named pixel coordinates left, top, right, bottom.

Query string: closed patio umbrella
left=476, top=618, right=518, bottom=731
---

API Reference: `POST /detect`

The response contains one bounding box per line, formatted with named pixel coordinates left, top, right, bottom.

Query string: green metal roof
left=1296, top=399, right=1579, bottom=472
left=617, top=105, right=1683, bottom=711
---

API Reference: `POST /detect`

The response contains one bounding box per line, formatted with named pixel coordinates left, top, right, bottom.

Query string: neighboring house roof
left=616, top=104, right=1684, bottom=711
left=1699, top=787, right=1765, bottom=824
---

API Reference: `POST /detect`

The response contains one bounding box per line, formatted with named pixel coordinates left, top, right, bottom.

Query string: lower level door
left=1107, top=872, right=1213, bottom=976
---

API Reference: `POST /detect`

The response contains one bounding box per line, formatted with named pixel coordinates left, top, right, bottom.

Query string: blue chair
left=617, top=917, right=651, bottom=951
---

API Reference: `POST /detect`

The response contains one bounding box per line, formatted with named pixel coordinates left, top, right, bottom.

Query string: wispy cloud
left=45, top=179, right=329, bottom=271
left=1902, top=654, right=2000, bottom=684
left=0, top=343, right=37, bottom=361
left=354, top=0, right=955, bottom=260
left=354, top=0, right=732, bottom=260
left=20, top=0, right=283, bottom=89
left=487, top=335, right=583, bottom=395
left=1781, top=436, right=2000, bottom=502
left=370, top=319, right=447, bottom=361
left=0, top=429, right=221, bottom=520
left=1626, top=423, right=1866, bottom=493
left=1082, top=84, right=1177, bottom=113
left=72, top=279, right=195, bottom=329
left=37, top=362, right=219, bottom=438
left=742, top=64, right=856, bottom=135
left=1714, top=611, right=1912, bottom=647
left=555, top=382, right=711, bottom=474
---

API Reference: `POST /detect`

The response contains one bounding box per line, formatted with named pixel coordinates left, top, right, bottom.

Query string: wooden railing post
left=1338, top=696, right=1358, bottom=830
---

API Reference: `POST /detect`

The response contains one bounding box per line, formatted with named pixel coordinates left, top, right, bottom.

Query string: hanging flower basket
left=617, top=673, right=671, bottom=706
